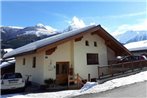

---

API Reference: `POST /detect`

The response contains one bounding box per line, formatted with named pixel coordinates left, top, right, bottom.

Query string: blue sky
left=1, top=1, right=147, bottom=34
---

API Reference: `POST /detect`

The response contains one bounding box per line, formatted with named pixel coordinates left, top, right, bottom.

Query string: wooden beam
left=91, top=31, right=97, bottom=35
left=105, top=40, right=112, bottom=46
left=45, top=47, right=57, bottom=55
left=75, top=36, right=83, bottom=42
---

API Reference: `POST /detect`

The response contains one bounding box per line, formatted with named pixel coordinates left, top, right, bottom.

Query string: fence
left=98, top=60, right=147, bottom=79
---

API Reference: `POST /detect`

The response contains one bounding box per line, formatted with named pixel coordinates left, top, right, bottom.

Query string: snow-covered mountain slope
left=16, top=23, right=57, bottom=37
left=1, top=24, right=59, bottom=49
left=0, top=26, right=24, bottom=41
left=1, top=24, right=57, bottom=41
left=124, top=40, right=147, bottom=51
left=115, top=30, right=147, bottom=44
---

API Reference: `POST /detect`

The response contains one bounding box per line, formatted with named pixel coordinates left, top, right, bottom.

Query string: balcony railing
left=98, top=60, right=147, bottom=79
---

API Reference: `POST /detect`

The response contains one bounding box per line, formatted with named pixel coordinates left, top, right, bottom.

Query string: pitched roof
left=124, top=40, right=147, bottom=52
left=3, top=25, right=131, bottom=59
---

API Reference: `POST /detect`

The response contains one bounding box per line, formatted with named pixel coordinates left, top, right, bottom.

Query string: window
left=32, top=57, right=36, bottom=68
left=23, top=58, right=25, bottom=65
left=87, top=53, right=99, bottom=65
left=56, top=64, right=59, bottom=74
left=85, top=40, right=89, bottom=46
left=94, top=41, right=97, bottom=47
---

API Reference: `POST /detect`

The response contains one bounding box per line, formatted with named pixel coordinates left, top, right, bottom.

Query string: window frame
left=87, top=53, right=99, bottom=65
left=85, top=40, right=89, bottom=46
left=94, top=41, right=97, bottom=47
left=32, top=57, right=36, bottom=68
left=23, top=58, right=25, bottom=65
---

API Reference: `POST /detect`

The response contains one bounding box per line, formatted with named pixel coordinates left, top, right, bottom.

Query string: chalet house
left=4, top=25, right=131, bottom=85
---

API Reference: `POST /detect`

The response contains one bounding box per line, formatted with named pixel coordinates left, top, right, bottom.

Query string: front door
left=56, top=62, right=69, bottom=85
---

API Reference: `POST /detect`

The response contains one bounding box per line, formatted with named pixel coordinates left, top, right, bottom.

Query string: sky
left=1, top=0, right=147, bottom=35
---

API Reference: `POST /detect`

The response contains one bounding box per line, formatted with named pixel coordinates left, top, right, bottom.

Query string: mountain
left=1, top=26, right=24, bottom=41
left=1, top=17, right=87, bottom=49
left=115, top=30, right=147, bottom=44
left=18, top=23, right=57, bottom=37
left=1, top=24, right=60, bottom=49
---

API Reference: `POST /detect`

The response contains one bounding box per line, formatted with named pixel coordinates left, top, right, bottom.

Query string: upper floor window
left=94, top=41, right=97, bottom=47
left=85, top=40, right=89, bottom=46
left=32, top=57, right=36, bottom=68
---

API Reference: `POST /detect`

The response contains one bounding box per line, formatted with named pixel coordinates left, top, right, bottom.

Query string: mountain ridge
left=115, top=30, right=147, bottom=44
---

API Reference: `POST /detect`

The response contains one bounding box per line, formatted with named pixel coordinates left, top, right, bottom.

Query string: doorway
left=56, top=62, right=69, bottom=85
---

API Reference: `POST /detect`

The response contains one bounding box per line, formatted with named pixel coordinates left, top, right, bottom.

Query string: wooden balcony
left=98, top=60, right=147, bottom=79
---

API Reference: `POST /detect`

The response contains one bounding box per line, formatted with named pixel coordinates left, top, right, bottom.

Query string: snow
left=0, top=60, right=15, bottom=68
left=124, top=40, right=147, bottom=51
left=7, top=26, right=24, bottom=29
left=1, top=70, right=147, bottom=98
left=4, top=48, right=13, bottom=53
left=36, top=23, right=57, bottom=32
left=3, top=25, right=96, bottom=59
left=23, top=24, right=57, bottom=37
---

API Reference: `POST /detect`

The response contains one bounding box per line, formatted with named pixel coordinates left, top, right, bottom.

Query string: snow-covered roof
left=4, top=48, right=13, bottom=53
left=3, top=25, right=96, bottom=58
left=0, top=60, right=15, bottom=68
left=124, top=40, right=147, bottom=51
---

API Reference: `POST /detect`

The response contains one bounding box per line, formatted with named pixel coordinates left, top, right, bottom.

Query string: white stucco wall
left=74, top=33, right=108, bottom=80
left=107, top=47, right=116, bottom=60
left=15, top=32, right=114, bottom=84
left=43, top=42, right=72, bottom=80
left=15, top=51, right=44, bottom=84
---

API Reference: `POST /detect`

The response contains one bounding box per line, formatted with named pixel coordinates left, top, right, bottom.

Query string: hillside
left=1, top=24, right=60, bottom=49
left=115, top=30, right=147, bottom=44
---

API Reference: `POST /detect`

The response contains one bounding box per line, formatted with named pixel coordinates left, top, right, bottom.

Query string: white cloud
left=90, top=22, right=96, bottom=25
left=107, top=11, right=146, bottom=19
left=112, top=19, right=147, bottom=36
left=69, top=16, right=86, bottom=28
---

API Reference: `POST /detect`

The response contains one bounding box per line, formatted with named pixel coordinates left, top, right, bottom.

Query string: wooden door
left=56, top=62, right=69, bottom=85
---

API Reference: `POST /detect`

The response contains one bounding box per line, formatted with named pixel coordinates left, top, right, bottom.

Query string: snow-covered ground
left=1, top=70, right=147, bottom=98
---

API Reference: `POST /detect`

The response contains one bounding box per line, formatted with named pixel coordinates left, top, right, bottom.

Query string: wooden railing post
left=98, top=66, right=100, bottom=79
left=132, top=61, right=134, bottom=72
left=77, top=73, right=79, bottom=88
left=88, top=73, right=91, bottom=81
left=68, top=75, right=70, bottom=88
left=140, top=60, right=142, bottom=70
left=122, top=63, right=124, bottom=73
left=111, top=64, right=113, bottom=76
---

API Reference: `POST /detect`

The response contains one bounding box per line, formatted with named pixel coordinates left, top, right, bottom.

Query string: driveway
left=73, top=81, right=147, bottom=98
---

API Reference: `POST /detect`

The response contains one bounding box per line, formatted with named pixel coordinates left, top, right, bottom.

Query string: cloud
left=68, top=16, right=86, bottom=28
left=107, top=11, right=146, bottom=19
left=112, top=19, right=147, bottom=36
left=53, top=13, right=69, bottom=20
